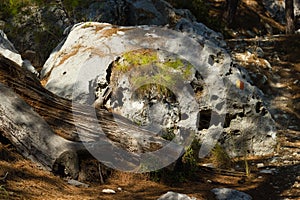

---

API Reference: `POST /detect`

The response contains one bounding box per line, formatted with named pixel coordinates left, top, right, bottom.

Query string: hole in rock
left=255, top=101, right=262, bottom=113
left=198, top=109, right=212, bottom=130
left=106, top=58, right=115, bottom=84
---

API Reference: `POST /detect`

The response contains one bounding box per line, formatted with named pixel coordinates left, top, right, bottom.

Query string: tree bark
left=0, top=55, right=182, bottom=178
left=285, top=0, right=295, bottom=34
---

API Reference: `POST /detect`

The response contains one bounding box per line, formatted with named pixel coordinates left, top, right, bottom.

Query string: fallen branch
left=0, top=172, right=8, bottom=182
left=0, top=55, right=181, bottom=178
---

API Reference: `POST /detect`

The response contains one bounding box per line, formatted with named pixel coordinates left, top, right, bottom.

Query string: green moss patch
left=112, top=49, right=194, bottom=98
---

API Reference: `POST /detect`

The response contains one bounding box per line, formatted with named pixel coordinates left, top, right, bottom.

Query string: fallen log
left=0, top=55, right=184, bottom=178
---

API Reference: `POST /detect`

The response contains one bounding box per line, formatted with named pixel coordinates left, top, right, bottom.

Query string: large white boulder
left=41, top=21, right=276, bottom=157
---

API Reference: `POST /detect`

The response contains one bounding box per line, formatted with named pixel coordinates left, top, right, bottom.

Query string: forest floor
left=0, top=0, right=299, bottom=199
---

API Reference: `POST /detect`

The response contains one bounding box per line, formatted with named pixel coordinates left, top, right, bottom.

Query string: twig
left=98, top=163, right=104, bottom=184
left=0, top=172, right=8, bottom=182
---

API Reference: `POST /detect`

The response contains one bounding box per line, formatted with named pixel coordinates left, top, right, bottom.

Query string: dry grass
left=210, top=144, right=233, bottom=169
left=58, top=45, right=82, bottom=66
left=84, top=47, right=106, bottom=57
left=40, top=76, right=49, bottom=87
left=101, top=28, right=119, bottom=37
left=109, top=171, right=149, bottom=186
left=99, top=27, right=134, bottom=37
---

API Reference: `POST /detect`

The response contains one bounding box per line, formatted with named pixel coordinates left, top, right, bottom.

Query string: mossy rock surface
left=111, top=49, right=194, bottom=99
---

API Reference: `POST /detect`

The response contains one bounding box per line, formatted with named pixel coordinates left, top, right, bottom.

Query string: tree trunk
left=285, top=0, right=295, bottom=34
left=0, top=55, right=182, bottom=178
left=226, top=0, right=239, bottom=26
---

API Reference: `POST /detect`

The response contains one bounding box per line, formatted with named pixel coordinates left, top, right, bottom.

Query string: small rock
left=22, top=59, right=39, bottom=77
left=202, top=163, right=215, bottom=168
left=157, top=191, right=197, bottom=200
left=246, top=30, right=256, bottom=37
left=255, top=47, right=264, bottom=58
left=117, top=187, right=122, bottom=191
left=260, top=169, right=275, bottom=174
left=67, top=179, right=89, bottom=188
left=283, top=160, right=290, bottom=164
left=257, top=163, right=264, bottom=168
left=269, top=157, right=279, bottom=163
left=211, top=188, right=252, bottom=200
left=102, top=189, right=116, bottom=194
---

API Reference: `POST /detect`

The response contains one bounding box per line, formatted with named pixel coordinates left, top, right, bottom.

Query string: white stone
left=0, top=31, right=23, bottom=67
left=67, top=179, right=89, bottom=188
left=257, top=163, right=264, bottom=168
left=202, top=163, right=215, bottom=168
left=260, top=169, right=275, bottom=174
left=157, top=191, right=197, bottom=200
left=102, top=189, right=116, bottom=194
left=22, top=59, right=39, bottom=77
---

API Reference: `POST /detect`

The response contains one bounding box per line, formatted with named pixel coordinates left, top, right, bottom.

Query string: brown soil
left=0, top=141, right=289, bottom=200
left=1, top=139, right=299, bottom=200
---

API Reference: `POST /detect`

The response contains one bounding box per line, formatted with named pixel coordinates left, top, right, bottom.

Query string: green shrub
left=150, top=139, right=201, bottom=184
left=0, top=0, right=45, bottom=17
left=210, top=143, right=233, bottom=169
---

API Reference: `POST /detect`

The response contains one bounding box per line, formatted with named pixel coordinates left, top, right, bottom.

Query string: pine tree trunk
left=0, top=55, right=180, bottom=178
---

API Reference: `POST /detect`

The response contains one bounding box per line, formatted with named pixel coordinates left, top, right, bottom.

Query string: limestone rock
left=80, top=0, right=128, bottom=25
left=125, top=0, right=176, bottom=25
left=175, top=18, right=226, bottom=48
left=0, top=31, right=39, bottom=77
left=2, top=0, right=219, bottom=66
left=263, top=0, right=300, bottom=25
left=158, top=191, right=196, bottom=200
left=3, top=3, right=71, bottom=66
left=41, top=22, right=277, bottom=157
left=0, top=30, right=23, bottom=66
left=102, top=189, right=116, bottom=194
left=67, top=179, right=89, bottom=188
left=0, top=30, right=18, bottom=53
left=22, top=59, right=39, bottom=77
left=211, top=188, right=252, bottom=200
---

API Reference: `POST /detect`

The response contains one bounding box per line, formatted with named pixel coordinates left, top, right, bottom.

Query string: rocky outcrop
left=263, top=0, right=300, bottom=25
left=2, top=3, right=71, bottom=67
left=0, top=30, right=38, bottom=76
left=0, top=30, right=23, bottom=66
left=1, top=0, right=199, bottom=67
left=41, top=21, right=277, bottom=158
